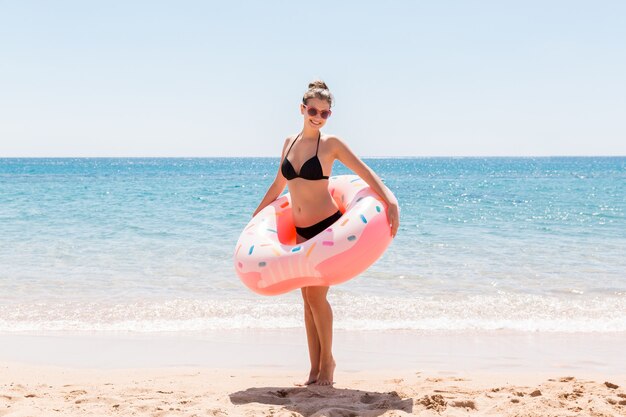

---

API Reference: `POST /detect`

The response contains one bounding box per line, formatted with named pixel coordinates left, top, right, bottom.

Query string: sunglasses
left=303, top=104, right=332, bottom=119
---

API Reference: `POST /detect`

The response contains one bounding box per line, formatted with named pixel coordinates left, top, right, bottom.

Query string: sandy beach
left=2, top=362, right=625, bottom=416
left=1, top=330, right=625, bottom=416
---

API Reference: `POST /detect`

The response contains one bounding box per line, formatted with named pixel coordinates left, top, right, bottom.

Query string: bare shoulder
left=322, top=134, right=350, bottom=155
left=283, top=133, right=298, bottom=147
left=322, top=134, right=347, bottom=147
left=285, top=133, right=301, bottom=145
left=280, top=134, right=299, bottom=157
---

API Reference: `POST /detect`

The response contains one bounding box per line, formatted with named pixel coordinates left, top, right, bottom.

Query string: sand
left=1, top=363, right=625, bottom=416
left=1, top=330, right=625, bottom=416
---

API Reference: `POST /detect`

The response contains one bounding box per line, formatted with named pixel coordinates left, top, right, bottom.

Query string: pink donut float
left=234, top=175, right=394, bottom=295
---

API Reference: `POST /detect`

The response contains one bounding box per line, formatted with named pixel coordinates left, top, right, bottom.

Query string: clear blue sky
left=1, top=0, right=625, bottom=157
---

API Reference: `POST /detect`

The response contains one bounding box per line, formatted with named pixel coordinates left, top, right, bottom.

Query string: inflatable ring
left=234, top=175, right=394, bottom=295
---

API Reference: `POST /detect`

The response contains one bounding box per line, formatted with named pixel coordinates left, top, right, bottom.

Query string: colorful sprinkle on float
left=234, top=175, right=395, bottom=296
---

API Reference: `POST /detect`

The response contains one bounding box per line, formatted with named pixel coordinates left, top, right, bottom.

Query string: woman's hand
left=387, top=203, right=399, bottom=238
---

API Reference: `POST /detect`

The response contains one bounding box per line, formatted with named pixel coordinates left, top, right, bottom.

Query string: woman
left=252, top=80, right=399, bottom=386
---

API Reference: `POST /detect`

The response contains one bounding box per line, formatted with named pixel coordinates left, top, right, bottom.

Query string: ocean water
left=0, top=157, right=625, bottom=334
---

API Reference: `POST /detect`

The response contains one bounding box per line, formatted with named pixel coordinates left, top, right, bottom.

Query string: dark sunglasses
left=303, top=104, right=332, bottom=119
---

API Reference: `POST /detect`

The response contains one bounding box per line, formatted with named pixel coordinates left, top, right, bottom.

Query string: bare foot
left=315, top=359, right=335, bottom=386
left=295, top=370, right=318, bottom=386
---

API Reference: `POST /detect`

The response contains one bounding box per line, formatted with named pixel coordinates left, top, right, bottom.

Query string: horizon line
left=1, top=155, right=625, bottom=159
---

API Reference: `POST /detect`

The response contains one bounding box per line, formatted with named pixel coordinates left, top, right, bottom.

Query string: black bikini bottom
left=295, top=210, right=342, bottom=240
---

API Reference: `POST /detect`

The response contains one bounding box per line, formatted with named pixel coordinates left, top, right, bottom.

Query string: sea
left=1, top=157, right=624, bottom=334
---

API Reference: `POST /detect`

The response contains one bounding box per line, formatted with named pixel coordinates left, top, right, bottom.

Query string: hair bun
left=303, top=79, right=334, bottom=107
left=308, top=80, right=329, bottom=90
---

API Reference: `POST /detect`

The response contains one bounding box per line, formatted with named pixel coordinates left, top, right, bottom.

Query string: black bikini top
left=281, top=132, right=329, bottom=181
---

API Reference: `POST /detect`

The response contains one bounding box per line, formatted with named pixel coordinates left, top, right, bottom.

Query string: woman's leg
left=301, top=287, right=321, bottom=385
left=298, top=233, right=321, bottom=385
left=304, top=285, right=335, bottom=385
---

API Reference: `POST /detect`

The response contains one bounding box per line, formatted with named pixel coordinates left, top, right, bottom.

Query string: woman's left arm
left=330, top=136, right=399, bottom=237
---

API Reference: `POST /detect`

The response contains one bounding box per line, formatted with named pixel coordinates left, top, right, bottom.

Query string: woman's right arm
left=252, top=137, right=290, bottom=217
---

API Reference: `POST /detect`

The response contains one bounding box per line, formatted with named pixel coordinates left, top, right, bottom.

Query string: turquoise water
left=1, top=157, right=625, bottom=333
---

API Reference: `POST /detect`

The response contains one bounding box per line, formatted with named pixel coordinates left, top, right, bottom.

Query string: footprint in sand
left=207, top=409, right=228, bottom=417
left=64, top=389, right=88, bottom=402
left=418, top=394, right=447, bottom=412
left=385, top=378, right=404, bottom=384
left=450, top=400, right=476, bottom=410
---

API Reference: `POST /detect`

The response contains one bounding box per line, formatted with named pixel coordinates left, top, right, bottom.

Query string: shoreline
left=1, top=329, right=625, bottom=376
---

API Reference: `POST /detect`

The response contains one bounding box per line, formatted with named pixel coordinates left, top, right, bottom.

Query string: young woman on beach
left=252, top=80, right=400, bottom=386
